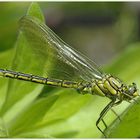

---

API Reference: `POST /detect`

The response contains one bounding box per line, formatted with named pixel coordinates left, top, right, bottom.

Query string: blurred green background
left=0, top=2, right=138, bottom=65
left=0, top=2, right=140, bottom=138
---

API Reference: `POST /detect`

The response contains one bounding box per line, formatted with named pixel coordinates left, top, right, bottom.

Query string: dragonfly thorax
left=89, top=74, right=139, bottom=101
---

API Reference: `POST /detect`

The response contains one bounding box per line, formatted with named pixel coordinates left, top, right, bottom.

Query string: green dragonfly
left=0, top=16, right=139, bottom=137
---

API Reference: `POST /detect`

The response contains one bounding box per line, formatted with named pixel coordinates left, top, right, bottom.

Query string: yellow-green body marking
left=0, top=69, right=78, bottom=88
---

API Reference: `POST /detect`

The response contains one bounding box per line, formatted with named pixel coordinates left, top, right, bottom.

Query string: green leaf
left=1, top=2, right=45, bottom=116
left=14, top=89, right=92, bottom=138
left=106, top=98, right=140, bottom=138
left=42, top=89, right=91, bottom=122
left=104, top=43, right=140, bottom=138
left=8, top=95, right=58, bottom=137
left=27, top=2, right=45, bottom=22
left=0, top=2, right=47, bottom=137
left=0, top=49, right=15, bottom=137
left=0, top=48, right=15, bottom=110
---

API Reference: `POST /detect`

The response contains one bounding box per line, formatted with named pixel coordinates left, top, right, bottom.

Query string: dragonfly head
left=123, top=83, right=139, bottom=101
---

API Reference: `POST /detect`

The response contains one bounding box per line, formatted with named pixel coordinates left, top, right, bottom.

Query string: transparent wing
left=19, top=16, right=103, bottom=82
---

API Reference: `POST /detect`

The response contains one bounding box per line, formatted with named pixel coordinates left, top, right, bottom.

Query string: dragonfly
left=0, top=16, right=139, bottom=137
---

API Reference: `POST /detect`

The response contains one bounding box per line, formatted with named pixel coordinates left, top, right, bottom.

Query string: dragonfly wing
left=19, top=16, right=103, bottom=82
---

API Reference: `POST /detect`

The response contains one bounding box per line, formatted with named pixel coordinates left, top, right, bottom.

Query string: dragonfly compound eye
left=128, top=83, right=139, bottom=97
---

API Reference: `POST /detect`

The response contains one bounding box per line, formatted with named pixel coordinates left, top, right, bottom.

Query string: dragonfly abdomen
left=0, top=69, right=78, bottom=88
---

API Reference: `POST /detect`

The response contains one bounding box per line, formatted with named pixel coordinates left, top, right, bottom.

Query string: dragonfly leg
left=111, top=100, right=122, bottom=121
left=102, top=108, right=121, bottom=132
left=101, top=119, right=107, bottom=129
left=77, top=82, right=91, bottom=95
left=111, top=108, right=121, bottom=121
left=77, top=85, right=87, bottom=95
left=96, top=99, right=116, bottom=138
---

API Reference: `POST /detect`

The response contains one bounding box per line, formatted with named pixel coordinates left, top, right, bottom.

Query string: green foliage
left=0, top=2, right=140, bottom=138
left=106, top=97, right=140, bottom=138
left=104, top=43, right=140, bottom=138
